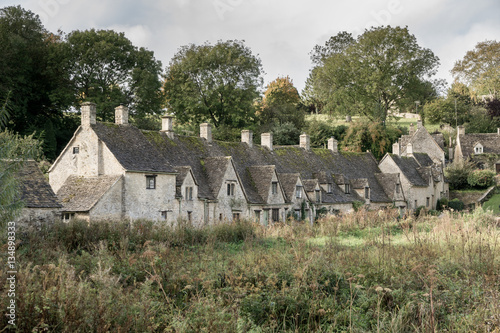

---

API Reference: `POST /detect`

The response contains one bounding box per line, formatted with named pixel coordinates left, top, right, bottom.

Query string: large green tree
left=307, top=26, right=440, bottom=122
left=451, top=40, right=500, bottom=99
left=63, top=29, right=164, bottom=122
left=164, top=40, right=263, bottom=128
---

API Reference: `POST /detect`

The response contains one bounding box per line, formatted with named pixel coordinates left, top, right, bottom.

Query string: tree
left=308, top=26, right=440, bottom=122
left=0, top=6, right=73, bottom=138
left=258, top=76, right=305, bottom=132
left=451, top=40, right=500, bottom=99
left=63, top=29, right=164, bottom=122
left=422, top=97, right=469, bottom=125
left=164, top=40, right=263, bottom=128
left=0, top=95, right=42, bottom=223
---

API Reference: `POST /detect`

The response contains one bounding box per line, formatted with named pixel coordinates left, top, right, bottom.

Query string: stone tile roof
left=458, top=133, right=500, bottom=158
left=431, top=133, right=445, bottom=151
left=247, top=165, right=276, bottom=204
left=175, top=166, right=195, bottom=197
left=413, top=153, right=434, bottom=167
left=57, top=175, right=121, bottom=212
left=203, top=157, right=231, bottom=198
left=18, top=160, right=62, bottom=208
left=92, top=123, right=176, bottom=174
left=389, top=154, right=428, bottom=187
left=278, top=173, right=301, bottom=203
left=143, top=131, right=392, bottom=204
left=375, top=173, right=404, bottom=202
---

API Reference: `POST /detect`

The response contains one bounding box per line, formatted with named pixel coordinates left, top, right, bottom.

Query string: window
left=254, top=210, right=261, bottom=222
left=161, top=211, right=168, bottom=220
left=232, top=213, right=240, bottom=221
left=227, top=183, right=235, bottom=196
left=146, top=175, right=156, bottom=189
left=345, top=184, right=350, bottom=194
left=72, top=146, right=79, bottom=154
left=219, top=213, right=223, bottom=221
left=187, top=211, right=192, bottom=222
left=426, top=197, right=430, bottom=207
left=63, top=213, right=75, bottom=222
left=364, top=187, right=370, bottom=199
left=474, top=144, right=483, bottom=154
left=185, top=187, right=193, bottom=200
left=272, top=182, right=278, bottom=195
left=414, top=200, right=418, bottom=208
left=395, top=184, right=400, bottom=194
left=327, top=183, right=333, bottom=193
left=295, top=185, right=302, bottom=198
left=315, top=190, right=321, bottom=202
left=272, top=208, right=280, bottom=222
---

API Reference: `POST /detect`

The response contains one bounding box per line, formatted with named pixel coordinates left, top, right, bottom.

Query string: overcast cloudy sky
left=5, top=0, right=500, bottom=92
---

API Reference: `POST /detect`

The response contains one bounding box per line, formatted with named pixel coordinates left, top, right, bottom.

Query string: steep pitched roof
left=175, top=166, right=197, bottom=197
left=18, top=160, right=61, bottom=208
left=389, top=154, right=428, bottom=187
left=458, top=133, right=500, bottom=158
left=203, top=156, right=231, bottom=198
left=413, top=153, right=434, bottom=167
left=278, top=173, right=301, bottom=202
left=92, top=123, right=176, bottom=174
left=247, top=165, right=277, bottom=204
left=375, top=173, right=405, bottom=202
left=57, top=175, right=121, bottom=212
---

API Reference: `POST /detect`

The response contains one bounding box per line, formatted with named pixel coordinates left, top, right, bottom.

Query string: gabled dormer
left=473, top=142, right=484, bottom=154
left=247, top=165, right=286, bottom=205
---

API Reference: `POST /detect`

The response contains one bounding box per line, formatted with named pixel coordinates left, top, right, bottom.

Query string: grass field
left=2, top=208, right=499, bottom=332
left=483, top=193, right=500, bottom=215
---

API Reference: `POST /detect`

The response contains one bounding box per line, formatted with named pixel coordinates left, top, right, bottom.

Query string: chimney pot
left=200, top=123, right=212, bottom=143
left=300, top=133, right=310, bottom=150
left=115, top=105, right=129, bottom=125
left=328, top=137, right=338, bottom=153
left=261, top=133, right=273, bottom=151
left=81, top=102, right=96, bottom=127
left=241, top=130, right=253, bottom=147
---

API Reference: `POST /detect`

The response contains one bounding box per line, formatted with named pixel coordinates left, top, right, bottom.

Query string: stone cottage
left=16, top=160, right=61, bottom=227
left=454, top=126, right=500, bottom=173
left=49, top=103, right=409, bottom=224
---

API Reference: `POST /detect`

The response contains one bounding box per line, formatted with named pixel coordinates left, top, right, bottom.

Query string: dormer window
left=73, top=146, right=79, bottom=154
left=295, top=185, right=303, bottom=198
left=185, top=187, right=193, bottom=200
left=315, top=189, right=321, bottom=202
left=146, top=175, right=156, bottom=189
left=474, top=143, right=483, bottom=154
left=327, top=183, right=333, bottom=193
left=272, top=182, right=278, bottom=195
left=227, top=183, right=235, bottom=196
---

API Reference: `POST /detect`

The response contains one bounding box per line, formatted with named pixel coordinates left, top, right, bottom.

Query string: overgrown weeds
left=1, top=209, right=499, bottom=332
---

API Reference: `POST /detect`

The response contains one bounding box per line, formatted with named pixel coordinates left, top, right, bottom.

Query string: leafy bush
left=415, top=205, right=427, bottom=217
left=445, top=160, right=475, bottom=190
left=448, top=198, right=465, bottom=211
left=467, top=169, right=496, bottom=188
left=436, top=197, right=448, bottom=211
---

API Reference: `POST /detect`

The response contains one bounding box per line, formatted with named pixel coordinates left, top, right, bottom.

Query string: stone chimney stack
left=115, top=105, right=128, bottom=125
left=200, top=123, right=212, bottom=143
left=497, top=128, right=500, bottom=136
left=161, top=114, right=175, bottom=139
left=392, top=140, right=400, bottom=156
left=300, top=133, right=310, bottom=150
left=261, top=132, right=273, bottom=151
left=458, top=125, right=465, bottom=136
left=409, top=123, right=416, bottom=136
left=241, top=130, right=253, bottom=147
left=407, top=142, right=413, bottom=155
left=81, top=102, right=96, bottom=127
left=417, top=120, right=423, bottom=130
left=328, top=137, right=338, bottom=153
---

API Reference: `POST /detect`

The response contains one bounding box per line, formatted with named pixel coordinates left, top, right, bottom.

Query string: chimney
left=261, top=132, right=273, bottom=151
left=81, top=102, right=96, bottom=127
left=200, top=123, right=212, bottom=143
left=497, top=128, right=500, bottom=136
left=241, top=130, right=253, bottom=147
left=407, top=142, right=413, bottom=155
left=417, top=120, right=423, bottom=130
left=449, top=147, right=454, bottom=160
left=300, top=133, right=310, bottom=150
left=115, top=105, right=128, bottom=125
left=392, top=140, right=400, bottom=156
left=161, top=114, right=175, bottom=139
left=457, top=125, right=465, bottom=136
left=409, top=123, right=415, bottom=136
left=328, top=137, right=338, bottom=153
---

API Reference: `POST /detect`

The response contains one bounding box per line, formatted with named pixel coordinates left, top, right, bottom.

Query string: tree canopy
left=451, top=40, right=500, bottom=99
left=164, top=40, right=263, bottom=128
left=306, top=26, right=440, bottom=122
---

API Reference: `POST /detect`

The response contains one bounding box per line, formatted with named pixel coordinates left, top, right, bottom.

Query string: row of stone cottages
left=17, top=102, right=449, bottom=226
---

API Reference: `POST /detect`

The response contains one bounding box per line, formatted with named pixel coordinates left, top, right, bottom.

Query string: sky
left=4, top=0, right=500, bottom=93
